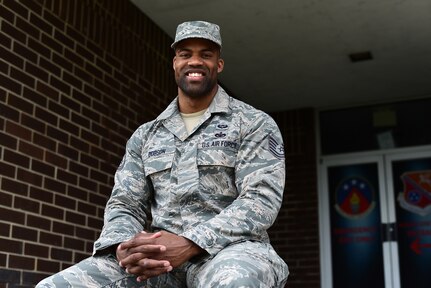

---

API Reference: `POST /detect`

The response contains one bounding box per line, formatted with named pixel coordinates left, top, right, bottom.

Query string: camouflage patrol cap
left=171, top=21, right=222, bottom=49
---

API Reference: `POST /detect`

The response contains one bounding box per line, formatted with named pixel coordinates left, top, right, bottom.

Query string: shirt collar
left=156, top=85, right=230, bottom=122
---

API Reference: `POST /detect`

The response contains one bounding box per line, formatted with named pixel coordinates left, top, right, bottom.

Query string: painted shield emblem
left=334, top=177, right=375, bottom=219
left=398, top=170, right=431, bottom=216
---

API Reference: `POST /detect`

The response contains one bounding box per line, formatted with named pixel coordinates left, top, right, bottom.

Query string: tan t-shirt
left=180, top=109, right=207, bottom=134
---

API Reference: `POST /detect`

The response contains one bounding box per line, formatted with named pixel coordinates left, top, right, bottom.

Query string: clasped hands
left=116, top=230, right=203, bottom=282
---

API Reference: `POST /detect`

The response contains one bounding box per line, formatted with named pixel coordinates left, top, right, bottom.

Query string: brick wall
left=0, top=0, right=320, bottom=287
left=269, top=109, right=320, bottom=288
left=0, top=0, right=176, bottom=286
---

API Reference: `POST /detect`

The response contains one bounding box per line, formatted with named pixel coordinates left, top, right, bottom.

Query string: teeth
left=188, top=72, right=202, bottom=77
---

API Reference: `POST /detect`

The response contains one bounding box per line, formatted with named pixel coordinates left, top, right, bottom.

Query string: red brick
left=44, top=9, right=65, bottom=30
left=0, top=222, right=10, bottom=237
left=19, top=141, right=44, bottom=159
left=55, top=194, right=76, bottom=210
left=0, top=131, right=17, bottom=149
left=82, top=106, right=100, bottom=122
left=76, top=226, right=96, bottom=240
left=39, top=231, right=62, bottom=246
left=87, top=216, right=103, bottom=229
left=64, top=236, right=84, bottom=250
left=74, top=251, right=91, bottom=263
left=78, top=177, right=97, bottom=191
left=53, top=221, right=75, bottom=236
left=25, top=62, right=49, bottom=82
left=29, top=13, right=53, bottom=35
left=6, top=121, right=32, bottom=141
left=67, top=186, right=88, bottom=201
left=0, top=237, right=23, bottom=253
left=21, top=113, right=46, bottom=133
left=45, top=151, right=68, bottom=168
left=17, top=168, right=43, bottom=186
left=71, top=113, right=90, bottom=129
left=28, top=37, right=51, bottom=58
left=39, top=57, right=61, bottom=76
left=47, top=126, right=69, bottom=144
left=23, top=87, right=47, bottom=107
left=43, top=178, right=66, bottom=194
left=47, top=101, right=69, bottom=121
left=20, top=0, right=43, bottom=15
left=12, top=225, right=38, bottom=241
left=27, top=214, right=51, bottom=231
left=41, top=204, right=64, bottom=220
left=3, top=0, right=29, bottom=18
left=36, top=81, right=59, bottom=100
left=25, top=243, right=49, bottom=258
left=14, top=196, right=40, bottom=214
left=9, top=255, right=35, bottom=270
left=0, top=191, right=13, bottom=208
left=81, top=129, right=100, bottom=147
left=13, top=41, right=38, bottom=64
left=0, top=73, right=22, bottom=94
left=0, top=4, right=15, bottom=24
left=69, top=161, right=89, bottom=177
left=66, top=26, right=85, bottom=44
left=74, top=66, right=93, bottom=84
left=3, top=149, right=30, bottom=168
left=0, top=103, right=20, bottom=122
left=63, top=75, right=84, bottom=98
left=57, top=168, right=78, bottom=185
left=65, top=210, right=86, bottom=226
left=1, top=178, right=28, bottom=196
left=77, top=45, right=96, bottom=64
left=51, top=247, right=72, bottom=262
left=90, top=169, right=108, bottom=184
left=54, top=30, right=74, bottom=49
left=8, top=93, right=34, bottom=114
left=50, top=74, right=71, bottom=94
left=1, top=20, right=26, bottom=44
left=16, top=17, right=40, bottom=39
left=37, top=259, right=60, bottom=273
left=59, top=118, right=80, bottom=135
left=35, top=106, right=58, bottom=125
left=33, top=132, right=56, bottom=151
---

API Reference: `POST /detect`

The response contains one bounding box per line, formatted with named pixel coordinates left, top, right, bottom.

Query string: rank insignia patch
left=268, top=135, right=285, bottom=159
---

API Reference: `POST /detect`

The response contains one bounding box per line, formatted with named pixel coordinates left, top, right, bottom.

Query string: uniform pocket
left=143, top=152, right=174, bottom=176
left=196, top=146, right=236, bottom=167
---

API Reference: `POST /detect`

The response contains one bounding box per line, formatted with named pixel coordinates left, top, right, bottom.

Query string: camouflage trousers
left=36, top=241, right=288, bottom=287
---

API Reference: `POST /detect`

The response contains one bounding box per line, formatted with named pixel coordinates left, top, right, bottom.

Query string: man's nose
left=187, top=55, right=204, bottom=66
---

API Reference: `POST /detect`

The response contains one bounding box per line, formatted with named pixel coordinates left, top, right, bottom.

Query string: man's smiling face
left=173, top=38, right=224, bottom=99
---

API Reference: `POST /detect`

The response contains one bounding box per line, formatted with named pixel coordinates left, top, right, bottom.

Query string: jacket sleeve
left=93, top=127, right=151, bottom=254
left=180, top=115, right=286, bottom=256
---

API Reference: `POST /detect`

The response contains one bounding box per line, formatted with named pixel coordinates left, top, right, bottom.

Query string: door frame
left=318, top=145, right=431, bottom=288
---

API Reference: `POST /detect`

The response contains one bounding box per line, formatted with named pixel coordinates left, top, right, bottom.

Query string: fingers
left=123, top=258, right=173, bottom=281
left=126, top=257, right=171, bottom=273
left=119, top=231, right=162, bottom=250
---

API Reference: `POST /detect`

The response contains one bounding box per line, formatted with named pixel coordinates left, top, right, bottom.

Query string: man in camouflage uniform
left=37, top=20, right=289, bottom=288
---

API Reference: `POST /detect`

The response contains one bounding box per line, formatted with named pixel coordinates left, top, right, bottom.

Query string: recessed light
left=349, top=51, right=373, bottom=62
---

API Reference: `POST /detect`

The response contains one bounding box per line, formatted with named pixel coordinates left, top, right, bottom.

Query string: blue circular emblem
left=334, top=177, right=375, bottom=219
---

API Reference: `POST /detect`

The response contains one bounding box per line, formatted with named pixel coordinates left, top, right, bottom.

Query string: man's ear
left=173, top=56, right=177, bottom=70
left=217, top=58, right=224, bottom=73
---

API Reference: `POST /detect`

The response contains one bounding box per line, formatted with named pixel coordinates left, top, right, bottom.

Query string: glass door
left=320, top=147, right=431, bottom=288
left=320, top=155, right=388, bottom=288
left=385, top=150, right=431, bottom=288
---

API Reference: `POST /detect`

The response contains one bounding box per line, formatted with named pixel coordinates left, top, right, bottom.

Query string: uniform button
left=206, top=239, right=213, bottom=246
